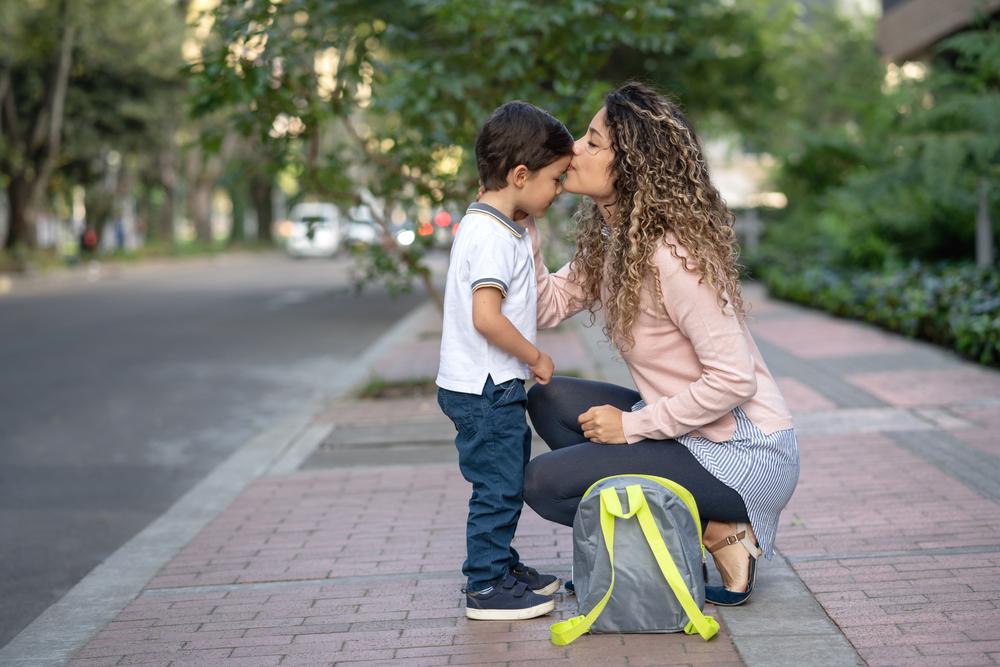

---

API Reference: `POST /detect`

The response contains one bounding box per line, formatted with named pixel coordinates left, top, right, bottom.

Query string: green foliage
left=759, top=262, right=1000, bottom=366
left=754, top=18, right=1000, bottom=270
left=192, top=0, right=780, bottom=291
left=0, top=1, right=185, bottom=175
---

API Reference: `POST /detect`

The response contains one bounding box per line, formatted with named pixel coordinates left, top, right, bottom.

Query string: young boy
left=436, top=101, right=574, bottom=620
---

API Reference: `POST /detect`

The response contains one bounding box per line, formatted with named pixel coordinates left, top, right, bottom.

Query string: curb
left=0, top=299, right=434, bottom=667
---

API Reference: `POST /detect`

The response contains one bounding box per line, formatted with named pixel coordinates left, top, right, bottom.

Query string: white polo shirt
left=436, top=202, right=537, bottom=395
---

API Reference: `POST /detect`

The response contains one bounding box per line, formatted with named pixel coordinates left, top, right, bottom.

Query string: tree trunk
left=137, top=183, right=154, bottom=243
left=228, top=180, right=246, bottom=245
left=189, top=180, right=213, bottom=243
left=4, top=178, right=32, bottom=251
left=1, top=13, right=75, bottom=250
left=157, top=148, right=178, bottom=245
left=976, top=177, right=994, bottom=268
left=250, top=173, right=273, bottom=243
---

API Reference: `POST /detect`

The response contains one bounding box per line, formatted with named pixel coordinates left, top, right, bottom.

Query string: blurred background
left=0, top=0, right=997, bottom=650
left=1, top=0, right=997, bottom=358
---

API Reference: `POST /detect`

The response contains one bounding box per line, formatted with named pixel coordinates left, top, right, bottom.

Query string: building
left=877, top=0, right=1000, bottom=61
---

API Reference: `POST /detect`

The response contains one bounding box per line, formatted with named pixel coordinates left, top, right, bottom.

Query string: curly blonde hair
left=568, top=82, right=746, bottom=351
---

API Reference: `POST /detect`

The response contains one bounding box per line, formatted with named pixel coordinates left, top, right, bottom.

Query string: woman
left=522, top=82, right=799, bottom=606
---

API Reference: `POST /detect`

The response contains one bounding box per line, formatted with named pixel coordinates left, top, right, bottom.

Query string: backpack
left=550, top=474, right=719, bottom=645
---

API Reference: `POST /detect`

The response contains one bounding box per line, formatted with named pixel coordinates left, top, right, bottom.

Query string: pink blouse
left=530, top=223, right=794, bottom=444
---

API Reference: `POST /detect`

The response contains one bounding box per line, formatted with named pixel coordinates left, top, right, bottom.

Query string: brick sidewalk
left=65, top=285, right=1000, bottom=666
left=67, top=467, right=742, bottom=667
left=759, top=301, right=1000, bottom=666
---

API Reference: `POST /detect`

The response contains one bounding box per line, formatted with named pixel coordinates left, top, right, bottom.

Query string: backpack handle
left=550, top=484, right=719, bottom=645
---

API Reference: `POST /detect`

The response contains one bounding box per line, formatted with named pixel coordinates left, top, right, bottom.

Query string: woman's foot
left=703, top=521, right=762, bottom=606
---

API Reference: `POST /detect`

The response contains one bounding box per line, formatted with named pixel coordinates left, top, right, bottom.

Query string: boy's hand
left=529, top=350, right=554, bottom=385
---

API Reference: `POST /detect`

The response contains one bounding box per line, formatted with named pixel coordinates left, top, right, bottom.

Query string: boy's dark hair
left=475, top=101, right=574, bottom=191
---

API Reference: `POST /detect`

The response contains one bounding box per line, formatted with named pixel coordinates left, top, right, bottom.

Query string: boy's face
left=514, top=155, right=572, bottom=217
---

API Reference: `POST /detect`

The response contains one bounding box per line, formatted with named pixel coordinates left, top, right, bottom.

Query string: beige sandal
left=705, top=522, right=762, bottom=606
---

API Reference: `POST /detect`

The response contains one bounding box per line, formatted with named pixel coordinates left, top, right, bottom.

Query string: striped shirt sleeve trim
left=471, top=278, right=508, bottom=298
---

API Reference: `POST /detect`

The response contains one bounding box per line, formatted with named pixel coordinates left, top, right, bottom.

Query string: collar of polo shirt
left=466, top=202, right=527, bottom=238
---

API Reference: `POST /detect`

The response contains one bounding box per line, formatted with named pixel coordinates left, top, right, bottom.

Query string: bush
left=757, top=261, right=1000, bottom=366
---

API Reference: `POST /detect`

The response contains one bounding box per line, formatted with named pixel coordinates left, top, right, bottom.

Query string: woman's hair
left=568, top=81, right=746, bottom=351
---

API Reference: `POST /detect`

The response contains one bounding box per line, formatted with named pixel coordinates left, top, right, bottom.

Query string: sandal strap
left=707, top=524, right=763, bottom=560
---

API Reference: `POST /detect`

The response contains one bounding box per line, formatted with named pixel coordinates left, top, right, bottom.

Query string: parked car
left=285, top=202, right=342, bottom=258
left=344, top=205, right=379, bottom=248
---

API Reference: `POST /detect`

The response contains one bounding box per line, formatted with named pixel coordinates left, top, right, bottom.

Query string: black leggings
left=523, top=376, right=749, bottom=528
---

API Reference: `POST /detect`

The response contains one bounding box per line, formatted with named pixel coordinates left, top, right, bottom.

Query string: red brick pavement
left=65, top=293, right=1000, bottom=666
left=68, top=466, right=742, bottom=666
left=761, top=310, right=1000, bottom=667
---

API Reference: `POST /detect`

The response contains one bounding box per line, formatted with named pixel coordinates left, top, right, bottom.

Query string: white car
left=345, top=205, right=379, bottom=247
left=285, top=202, right=343, bottom=258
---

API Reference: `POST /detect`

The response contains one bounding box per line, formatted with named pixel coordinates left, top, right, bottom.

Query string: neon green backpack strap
left=633, top=488, right=720, bottom=640
left=550, top=486, right=640, bottom=645
left=550, top=483, right=718, bottom=645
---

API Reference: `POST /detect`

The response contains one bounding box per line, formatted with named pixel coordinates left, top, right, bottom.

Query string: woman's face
left=562, top=106, right=616, bottom=203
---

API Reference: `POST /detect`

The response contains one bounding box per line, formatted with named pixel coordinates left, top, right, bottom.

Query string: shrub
left=757, top=261, right=1000, bottom=366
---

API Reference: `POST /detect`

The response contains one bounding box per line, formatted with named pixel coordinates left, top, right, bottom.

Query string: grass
left=358, top=376, right=438, bottom=399
left=357, top=370, right=586, bottom=400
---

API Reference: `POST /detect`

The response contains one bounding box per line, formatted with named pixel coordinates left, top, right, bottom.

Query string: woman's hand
left=578, top=405, right=627, bottom=444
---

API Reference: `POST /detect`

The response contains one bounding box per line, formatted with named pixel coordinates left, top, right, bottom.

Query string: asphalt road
left=0, top=252, right=427, bottom=647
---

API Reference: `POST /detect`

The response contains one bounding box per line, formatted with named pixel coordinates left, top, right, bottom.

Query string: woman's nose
left=573, top=138, right=585, bottom=155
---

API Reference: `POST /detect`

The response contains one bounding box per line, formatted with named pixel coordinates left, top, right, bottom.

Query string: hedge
left=758, top=261, right=1000, bottom=366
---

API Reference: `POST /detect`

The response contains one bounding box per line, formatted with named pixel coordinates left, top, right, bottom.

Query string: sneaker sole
left=465, top=599, right=555, bottom=621
left=532, top=579, right=561, bottom=596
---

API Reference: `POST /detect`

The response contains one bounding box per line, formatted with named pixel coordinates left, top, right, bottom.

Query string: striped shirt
left=632, top=400, right=800, bottom=558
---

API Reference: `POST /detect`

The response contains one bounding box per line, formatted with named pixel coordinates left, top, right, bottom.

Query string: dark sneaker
left=564, top=579, right=575, bottom=595
left=510, top=563, right=561, bottom=595
left=465, top=574, right=555, bottom=620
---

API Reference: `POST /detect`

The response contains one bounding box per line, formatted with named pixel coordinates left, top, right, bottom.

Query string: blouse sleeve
left=526, top=218, right=592, bottom=329
left=620, top=249, right=757, bottom=442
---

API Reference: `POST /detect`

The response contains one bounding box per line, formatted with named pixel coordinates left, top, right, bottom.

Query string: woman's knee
left=523, top=457, right=562, bottom=516
left=523, top=455, right=578, bottom=527
left=522, top=457, right=547, bottom=511
left=527, top=376, right=569, bottom=414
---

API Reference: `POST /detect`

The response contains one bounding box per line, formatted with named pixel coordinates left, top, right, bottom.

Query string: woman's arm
left=620, top=250, right=757, bottom=443
left=525, top=218, right=592, bottom=329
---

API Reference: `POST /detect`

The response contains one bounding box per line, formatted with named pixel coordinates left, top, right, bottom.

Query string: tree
left=0, top=0, right=76, bottom=251
left=192, top=0, right=779, bottom=305
left=0, top=0, right=187, bottom=253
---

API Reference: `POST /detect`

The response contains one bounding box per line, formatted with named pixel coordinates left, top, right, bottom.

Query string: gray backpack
left=550, top=474, right=719, bottom=645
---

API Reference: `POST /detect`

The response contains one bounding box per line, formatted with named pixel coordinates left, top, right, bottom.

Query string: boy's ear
left=507, top=164, right=530, bottom=188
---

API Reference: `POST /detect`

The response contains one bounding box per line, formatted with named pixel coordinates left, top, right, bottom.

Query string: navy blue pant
left=438, top=376, right=532, bottom=591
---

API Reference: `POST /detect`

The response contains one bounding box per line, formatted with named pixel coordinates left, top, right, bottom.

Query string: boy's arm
left=472, top=287, right=554, bottom=384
